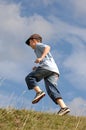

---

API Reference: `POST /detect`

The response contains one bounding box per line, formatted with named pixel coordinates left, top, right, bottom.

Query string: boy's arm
left=35, top=45, right=50, bottom=63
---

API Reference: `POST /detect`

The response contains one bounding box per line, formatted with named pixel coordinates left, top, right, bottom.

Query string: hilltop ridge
left=0, top=108, right=86, bottom=130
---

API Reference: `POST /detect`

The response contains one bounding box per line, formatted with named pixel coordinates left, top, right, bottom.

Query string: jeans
left=25, top=67, right=62, bottom=104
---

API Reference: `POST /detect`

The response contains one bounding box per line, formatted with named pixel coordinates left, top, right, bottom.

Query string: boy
left=25, top=34, right=70, bottom=116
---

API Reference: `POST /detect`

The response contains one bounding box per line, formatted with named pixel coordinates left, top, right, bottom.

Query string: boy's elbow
left=47, top=45, right=51, bottom=51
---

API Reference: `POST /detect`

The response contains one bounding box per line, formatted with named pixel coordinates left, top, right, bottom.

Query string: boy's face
left=29, top=39, right=37, bottom=49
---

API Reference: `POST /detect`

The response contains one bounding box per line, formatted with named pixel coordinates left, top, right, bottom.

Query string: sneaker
left=57, top=107, right=70, bottom=116
left=32, top=91, right=45, bottom=104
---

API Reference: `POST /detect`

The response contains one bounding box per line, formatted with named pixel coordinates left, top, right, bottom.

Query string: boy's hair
left=25, top=34, right=42, bottom=45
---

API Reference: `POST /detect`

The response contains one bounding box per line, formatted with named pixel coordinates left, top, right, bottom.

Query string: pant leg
left=44, top=73, right=62, bottom=104
left=25, top=67, right=53, bottom=90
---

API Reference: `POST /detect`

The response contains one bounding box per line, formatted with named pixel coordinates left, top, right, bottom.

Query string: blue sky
left=0, top=0, right=86, bottom=116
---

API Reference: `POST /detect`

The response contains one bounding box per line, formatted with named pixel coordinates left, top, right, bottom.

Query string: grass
left=0, top=108, right=86, bottom=130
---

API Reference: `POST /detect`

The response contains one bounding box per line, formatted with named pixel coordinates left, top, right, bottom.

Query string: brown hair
left=25, top=34, right=42, bottom=45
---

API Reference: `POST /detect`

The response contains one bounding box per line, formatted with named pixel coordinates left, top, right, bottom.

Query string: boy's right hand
left=35, top=58, right=42, bottom=63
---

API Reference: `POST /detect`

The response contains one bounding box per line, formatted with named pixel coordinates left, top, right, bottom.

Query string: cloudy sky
left=0, top=0, right=86, bottom=116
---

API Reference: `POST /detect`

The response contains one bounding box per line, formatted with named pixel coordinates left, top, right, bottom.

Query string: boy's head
left=25, top=34, right=42, bottom=46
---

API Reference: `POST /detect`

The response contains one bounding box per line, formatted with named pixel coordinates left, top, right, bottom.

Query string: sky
left=0, top=0, right=86, bottom=116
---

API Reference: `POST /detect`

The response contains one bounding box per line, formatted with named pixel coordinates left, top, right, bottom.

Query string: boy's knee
left=25, top=75, right=34, bottom=90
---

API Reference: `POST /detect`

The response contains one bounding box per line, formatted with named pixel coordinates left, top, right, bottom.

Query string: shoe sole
left=58, top=109, right=70, bottom=116
left=32, top=93, right=45, bottom=104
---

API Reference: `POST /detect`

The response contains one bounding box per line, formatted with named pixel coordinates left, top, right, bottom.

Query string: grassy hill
left=0, top=108, right=86, bottom=130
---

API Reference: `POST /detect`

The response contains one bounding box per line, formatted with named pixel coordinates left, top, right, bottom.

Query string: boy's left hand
left=32, top=66, right=37, bottom=70
left=35, top=58, right=42, bottom=63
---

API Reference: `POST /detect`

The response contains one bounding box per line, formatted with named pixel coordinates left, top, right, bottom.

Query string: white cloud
left=68, top=97, right=86, bottom=116
left=20, top=0, right=56, bottom=7
left=0, top=91, right=32, bottom=109
left=41, top=0, right=56, bottom=6
left=0, top=61, right=26, bottom=82
left=0, top=2, right=28, bottom=40
left=26, top=14, right=54, bottom=40
left=63, top=36, right=86, bottom=90
left=70, top=0, right=86, bottom=16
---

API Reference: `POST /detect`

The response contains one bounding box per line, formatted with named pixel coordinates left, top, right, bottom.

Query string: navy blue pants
left=25, top=67, right=62, bottom=104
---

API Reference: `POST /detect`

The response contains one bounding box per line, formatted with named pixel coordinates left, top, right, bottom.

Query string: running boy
left=25, top=34, right=70, bottom=116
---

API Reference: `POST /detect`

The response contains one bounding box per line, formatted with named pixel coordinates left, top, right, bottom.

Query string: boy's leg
left=25, top=71, right=45, bottom=103
left=56, top=98, right=70, bottom=116
left=56, top=98, right=67, bottom=108
left=44, top=73, right=62, bottom=104
left=33, top=86, right=42, bottom=93
left=25, top=67, right=52, bottom=104
left=44, top=73, right=70, bottom=115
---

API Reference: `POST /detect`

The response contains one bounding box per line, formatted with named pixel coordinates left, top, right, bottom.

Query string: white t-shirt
left=34, top=43, right=60, bottom=75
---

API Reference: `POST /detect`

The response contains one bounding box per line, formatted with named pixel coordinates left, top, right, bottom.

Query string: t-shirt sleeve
left=36, top=43, right=48, bottom=52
